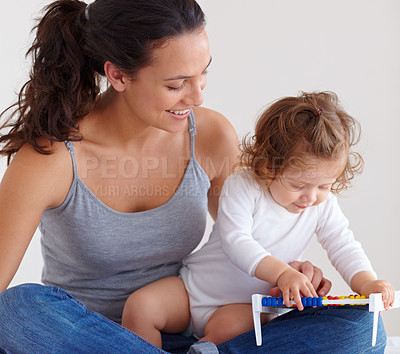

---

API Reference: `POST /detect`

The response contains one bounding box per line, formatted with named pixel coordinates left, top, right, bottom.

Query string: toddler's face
left=269, top=156, right=346, bottom=213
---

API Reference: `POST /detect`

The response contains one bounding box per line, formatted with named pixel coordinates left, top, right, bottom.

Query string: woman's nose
left=187, top=87, right=203, bottom=106
left=183, top=77, right=206, bottom=107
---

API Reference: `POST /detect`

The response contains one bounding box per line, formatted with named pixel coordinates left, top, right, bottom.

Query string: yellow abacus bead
left=355, top=295, right=366, bottom=305
left=323, top=296, right=328, bottom=306
left=349, top=295, right=355, bottom=305
left=339, top=296, right=346, bottom=306
left=360, top=295, right=366, bottom=305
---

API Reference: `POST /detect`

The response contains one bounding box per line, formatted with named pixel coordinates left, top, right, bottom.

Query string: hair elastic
left=85, top=4, right=90, bottom=21
left=314, top=108, right=323, bottom=117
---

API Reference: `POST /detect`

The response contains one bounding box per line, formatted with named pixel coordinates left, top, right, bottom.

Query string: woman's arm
left=0, top=143, right=72, bottom=292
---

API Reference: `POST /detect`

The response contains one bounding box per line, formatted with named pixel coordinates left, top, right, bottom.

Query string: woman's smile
left=166, top=109, right=191, bottom=121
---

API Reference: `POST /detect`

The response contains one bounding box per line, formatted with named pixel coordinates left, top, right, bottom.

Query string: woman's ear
left=104, top=61, right=128, bottom=92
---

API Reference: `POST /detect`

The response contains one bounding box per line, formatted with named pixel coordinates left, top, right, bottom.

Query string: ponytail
left=0, top=0, right=205, bottom=163
left=0, top=0, right=99, bottom=162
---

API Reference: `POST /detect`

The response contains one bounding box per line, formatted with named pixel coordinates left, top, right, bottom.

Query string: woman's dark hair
left=240, top=91, right=364, bottom=193
left=0, top=0, right=205, bottom=162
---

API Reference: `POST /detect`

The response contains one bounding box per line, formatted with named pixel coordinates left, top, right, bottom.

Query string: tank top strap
left=188, top=110, right=197, bottom=157
left=64, top=141, right=78, bottom=178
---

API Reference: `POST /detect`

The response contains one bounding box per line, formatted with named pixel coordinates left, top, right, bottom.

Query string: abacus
left=252, top=291, right=400, bottom=347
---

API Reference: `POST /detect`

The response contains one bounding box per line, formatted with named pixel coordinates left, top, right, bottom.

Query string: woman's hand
left=269, top=260, right=332, bottom=298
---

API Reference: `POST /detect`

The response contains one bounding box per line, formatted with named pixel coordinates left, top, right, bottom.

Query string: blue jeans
left=0, top=284, right=386, bottom=353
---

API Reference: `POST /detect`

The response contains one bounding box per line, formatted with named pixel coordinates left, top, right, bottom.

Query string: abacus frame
left=252, top=291, right=400, bottom=347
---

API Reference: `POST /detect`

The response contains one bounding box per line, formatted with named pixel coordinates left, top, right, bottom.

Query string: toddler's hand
left=276, top=268, right=318, bottom=310
left=360, top=280, right=395, bottom=310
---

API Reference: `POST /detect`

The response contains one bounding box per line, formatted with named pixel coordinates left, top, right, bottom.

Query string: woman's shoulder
left=192, top=106, right=238, bottom=147
left=14, top=140, right=71, bottom=169
left=5, top=140, right=74, bottom=209
left=191, top=107, right=240, bottom=186
left=192, top=106, right=239, bottom=162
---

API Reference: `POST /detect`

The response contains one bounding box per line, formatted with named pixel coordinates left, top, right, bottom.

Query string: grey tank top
left=39, top=111, right=210, bottom=323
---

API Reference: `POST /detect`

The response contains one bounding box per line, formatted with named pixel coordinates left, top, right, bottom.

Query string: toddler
left=121, top=91, right=394, bottom=346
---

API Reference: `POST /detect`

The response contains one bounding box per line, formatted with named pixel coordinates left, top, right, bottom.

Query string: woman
left=0, top=0, right=386, bottom=352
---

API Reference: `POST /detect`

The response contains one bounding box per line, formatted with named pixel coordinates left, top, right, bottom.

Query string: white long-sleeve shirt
left=180, top=170, right=375, bottom=337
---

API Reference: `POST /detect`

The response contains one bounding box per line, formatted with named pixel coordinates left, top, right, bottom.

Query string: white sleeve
left=217, top=172, right=270, bottom=277
left=316, top=194, right=376, bottom=286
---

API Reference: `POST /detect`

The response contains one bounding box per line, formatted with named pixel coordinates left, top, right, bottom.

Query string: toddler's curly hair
left=240, top=91, right=363, bottom=193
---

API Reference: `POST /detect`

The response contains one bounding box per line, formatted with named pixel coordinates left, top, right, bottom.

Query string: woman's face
left=120, top=28, right=211, bottom=133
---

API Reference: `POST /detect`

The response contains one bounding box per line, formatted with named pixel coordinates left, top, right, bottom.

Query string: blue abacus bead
left=266, top=297, right=272, bottom=306
left=307, top=297, right=313, bottom=307
left=262, top=297, right=267, bottom=307
left=317, top=297, right=323, bottom=306
left=271, top=297, right=277, bottom=307
left=312, top=297, right=318, bottom=306
left=278, top=297, right=284, bottom=306
left=302, top=297, right=307, bottom=307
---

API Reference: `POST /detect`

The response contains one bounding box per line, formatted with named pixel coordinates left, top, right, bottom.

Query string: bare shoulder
left=12, top=140, right=72, bottom=175
left=192, top=106, right=239, bottom=156
left=2, top=141, right=73, bottom=209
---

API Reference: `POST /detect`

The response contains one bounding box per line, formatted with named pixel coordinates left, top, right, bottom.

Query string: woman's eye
left=167, top=85, right=184, bottom=92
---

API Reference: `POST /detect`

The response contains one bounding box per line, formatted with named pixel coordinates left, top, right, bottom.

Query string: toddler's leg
left=121, top=276, right=190, bottom=348
left=200, top=303, right=274, bottom=345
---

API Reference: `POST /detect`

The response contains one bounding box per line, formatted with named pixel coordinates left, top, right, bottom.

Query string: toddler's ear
left=262, top=169, right=277, bottom=187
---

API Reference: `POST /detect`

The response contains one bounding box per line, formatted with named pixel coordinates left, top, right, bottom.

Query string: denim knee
left=0, top=283, right=76, bottom=313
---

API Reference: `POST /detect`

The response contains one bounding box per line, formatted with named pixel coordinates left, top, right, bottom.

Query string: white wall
left=1, top=0, right=399, bottom=336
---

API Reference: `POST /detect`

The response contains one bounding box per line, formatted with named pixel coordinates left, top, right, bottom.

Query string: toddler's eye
left=291, top=184, right=304, bottom=190
left=319, top=185, right=331, bottom=190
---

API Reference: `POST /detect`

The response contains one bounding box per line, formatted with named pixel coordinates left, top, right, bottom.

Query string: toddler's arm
left=255, top=256, right=318, bottom=310
left=351, top=271, right=395, bottom=310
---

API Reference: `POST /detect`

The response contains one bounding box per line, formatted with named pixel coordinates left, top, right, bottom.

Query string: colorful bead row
left=261, top=296, right=323, bottom=307
left=322, top=295, right=367, bottom=306
left=261, top=295, right=367, bottom=308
